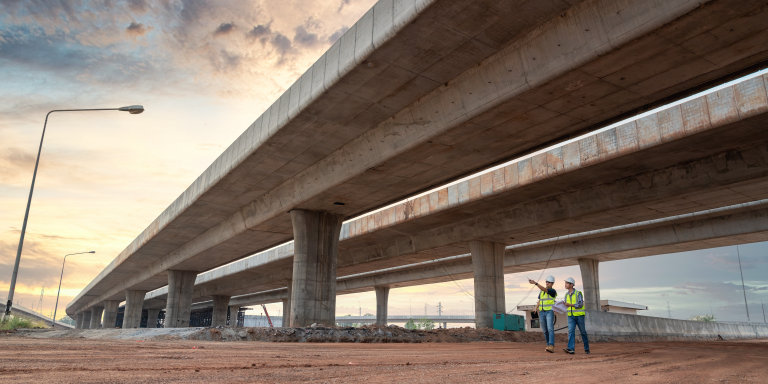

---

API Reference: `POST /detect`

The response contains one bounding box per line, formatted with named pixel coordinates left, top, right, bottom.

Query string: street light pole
left=3, top=105, right=144, bottom=318
left=51, top=251, right=95, bottom=327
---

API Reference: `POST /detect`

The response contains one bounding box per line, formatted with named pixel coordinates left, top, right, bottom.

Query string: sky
left=1, top=0, right=766, bottom=325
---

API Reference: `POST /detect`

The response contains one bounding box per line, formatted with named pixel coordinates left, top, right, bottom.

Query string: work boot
left=546, top=345, right=554, bottom=353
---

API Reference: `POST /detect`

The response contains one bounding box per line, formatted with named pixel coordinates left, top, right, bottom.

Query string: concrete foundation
left=146, top=309, right=160, bottom=328
left=165, top=270, right=197, bottom=328
left=89, top=307, right=104, bottom=329
left=469, top=241, right=506, bottom=329
left=123, top=290, right=147, bottom=329
left=211, top=295, right=231, bottom=327
left=228, top=305, right=240, bottom=326
left=102, top=300, right=120, bottom=329
left=281, top=281, right=291, bottom=328
left=289, top=210, right=343, bottom=327
left=375, top=286, right=390, bottom=326
left=578, top=259, right=601, bottom=311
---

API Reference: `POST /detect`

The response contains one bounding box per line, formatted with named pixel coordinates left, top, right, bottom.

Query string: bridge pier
left=164, top=270, right=197, bottom=328
left=281, top=280, right=291, bottom=327
left=228, top=305, right=240, bottom=326
left=123, top=290, right=147, bottom=329
left=102, top=300, right=120, bottom=329
left=289, top=210, right=343, bottom=327
left=89, top=306, right=104, bottom=329
left=146, top=309, right=161, bottom=328
left=375, top=286, right=390, bottom=326
left=578, top=259, right=601, bottom=310
left=469, top=241, right=506, bottom=329
left=75, top=313, right=84, bottom=329
left=211, top=295, right=231, bottom=327
left=81, top=310, right=92, bottom=329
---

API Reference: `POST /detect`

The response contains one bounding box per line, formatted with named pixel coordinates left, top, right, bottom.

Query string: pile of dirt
left=185, top=325, right=571, bottom=343
left=10, top=325, right=571, bottom=344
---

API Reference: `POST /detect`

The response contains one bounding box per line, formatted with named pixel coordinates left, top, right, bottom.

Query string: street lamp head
left=119, top=105, right=144, bottom=114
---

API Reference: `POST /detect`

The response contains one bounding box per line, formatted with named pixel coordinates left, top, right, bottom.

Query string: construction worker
left=563, top=277, right=590, bottom=354
left=530, top=276, right=557, bottom=353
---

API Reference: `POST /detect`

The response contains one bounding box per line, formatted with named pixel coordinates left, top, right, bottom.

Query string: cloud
left=247, top=23, right=271, bottom=38
left=328, top=26, right=348, bottom=44
left=126, top=0, right=149, bottom=14
left=293, top=25, right=319, bottom=48
left=213, top=22, right=236, bottom=37
left=272, top=33, right=293, bottom=56
left=338, top=0, right=352, bottom=13
left=126, top=22, right=151, bottom=37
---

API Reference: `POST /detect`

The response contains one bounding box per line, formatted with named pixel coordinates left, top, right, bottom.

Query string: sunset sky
left=1, top=0, right=766, bottom=325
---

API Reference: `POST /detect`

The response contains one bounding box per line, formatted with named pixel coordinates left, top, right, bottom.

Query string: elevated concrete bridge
left=68, top=0, right=768, bottom=330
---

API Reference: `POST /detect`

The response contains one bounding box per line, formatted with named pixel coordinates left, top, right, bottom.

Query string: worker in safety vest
left=530, top=276, right=557, bottom=353
left=563, top=277, right=590, bottom=355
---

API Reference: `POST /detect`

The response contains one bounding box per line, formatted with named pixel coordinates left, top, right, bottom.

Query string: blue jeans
left=539, top=310, right=555, bottom=346
left=567, top=315, right=589, bottom=351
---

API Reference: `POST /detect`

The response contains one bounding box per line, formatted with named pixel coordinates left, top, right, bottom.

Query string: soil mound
left=187, top=325, right=570, bottom=343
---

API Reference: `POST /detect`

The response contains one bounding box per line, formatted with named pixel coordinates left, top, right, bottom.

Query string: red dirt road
left=1, top=337, right=766, bottom=383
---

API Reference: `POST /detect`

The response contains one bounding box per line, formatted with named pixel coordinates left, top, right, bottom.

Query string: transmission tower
left=424, top=303, right=427, bottom=316
left=437, top=302, right=443, bottom=316
left=667, top=302, right=672, bottom=319
left=37, top=287, right=44, bottom=314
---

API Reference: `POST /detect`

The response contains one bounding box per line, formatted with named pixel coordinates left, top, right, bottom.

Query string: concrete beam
left=89, top=307, right=103, bottom=329
left=165, top=270, right=196, bottom=328
left=225, top=203, right=768, bottom=306
left=211, top=295, right=230, bottom=327
left=375, top=286, right=390, bottom=326
left=146, top=309, right=160, bottom=329
left=578, top=259, right=600, bottom=311
left=123, top=290, right=146, bottom=329
left=290, top=210, right=343, bottom=327
left=228, top=305, right=240, bottom=327
left=102, top=300, right=120, bottom=329
left=469, top=241, right=505, bottom=329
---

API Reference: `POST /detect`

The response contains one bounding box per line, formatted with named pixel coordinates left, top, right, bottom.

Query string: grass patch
left=0, top=315, right=48, bottom=330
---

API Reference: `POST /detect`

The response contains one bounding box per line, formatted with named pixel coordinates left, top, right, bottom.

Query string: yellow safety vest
left=566, top=289, right=585, bottom=316
left=538, top=290, right=556, bottom=311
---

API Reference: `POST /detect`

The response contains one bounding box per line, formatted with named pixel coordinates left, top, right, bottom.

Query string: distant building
left=517, top=300, right=648, bottom=333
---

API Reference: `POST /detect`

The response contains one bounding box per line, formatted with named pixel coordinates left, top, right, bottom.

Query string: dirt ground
left=1, top=334, right=767, bottom=383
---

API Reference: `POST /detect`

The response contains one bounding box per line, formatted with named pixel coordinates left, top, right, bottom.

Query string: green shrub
left=0, top=316, right=35, bottom=330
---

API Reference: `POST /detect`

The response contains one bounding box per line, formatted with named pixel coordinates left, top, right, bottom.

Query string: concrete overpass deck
left=69, top=0, right=768, bottom=321
left=131, top=74, right=768, bottom=306
left=183, top=197, right=768, bottom=311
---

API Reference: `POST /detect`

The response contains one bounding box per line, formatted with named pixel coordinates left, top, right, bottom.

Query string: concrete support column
left=289, top=210, right=343, bottom=327
left=146, top=309, right=161, bottom=328
left=89, top=307, right=104, bottom=329
left=228, top=305, right=240, bottom=327
left=164, top=270, right=197, bottom=328
left=578, top=259, right=601, bottom=311
left=82, top=311, right=92, bottom=329
left=469, top=241, right=506, bottom=329
left=281, top=280, right=292, bottom=327
left=375, top=286, right=390, bottom=326
left=124, top=290, right=148, bottom=329
left=211, top=295, right=231, bottom=327
left=75, top=313, right=84, bottom=329
left=102, top=300, right=120, bottom=329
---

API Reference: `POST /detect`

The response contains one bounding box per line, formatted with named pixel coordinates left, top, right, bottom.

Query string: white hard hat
left=545, top=276, right=555, bottom=283
left=565, top=277, right=575, bottom=284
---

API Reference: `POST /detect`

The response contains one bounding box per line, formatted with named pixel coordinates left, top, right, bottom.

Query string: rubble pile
left=188, top=325, right=570, bottom=343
